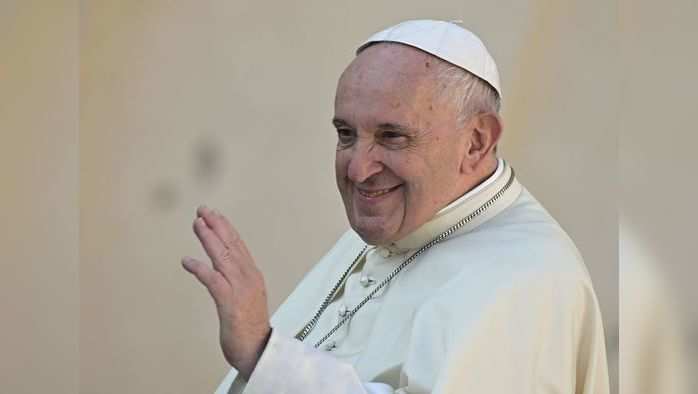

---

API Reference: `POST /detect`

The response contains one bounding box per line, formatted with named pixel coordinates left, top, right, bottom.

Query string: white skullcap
left=357, top=19, right=502, bottom=99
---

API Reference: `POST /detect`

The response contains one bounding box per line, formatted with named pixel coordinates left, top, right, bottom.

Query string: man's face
left=334, top=44, right=469, bottom=245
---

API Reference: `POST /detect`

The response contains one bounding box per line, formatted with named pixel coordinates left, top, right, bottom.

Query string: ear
left=460, top=113, right=503, bottom=173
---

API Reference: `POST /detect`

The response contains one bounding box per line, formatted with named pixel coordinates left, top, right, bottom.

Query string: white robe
left=215, top=160, right=609, bottom=394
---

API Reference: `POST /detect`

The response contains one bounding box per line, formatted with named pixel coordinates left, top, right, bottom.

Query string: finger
left=208, top=211, right=256, bottom=268
left=192, top=217, right=242, bottom=281
left=199, top=207, right=257, bottom=270
left=195, top=206, right=255, bottom=270
left=197, top=206, right=240, bottom=249
left=181, top=257, right=231, bottom=307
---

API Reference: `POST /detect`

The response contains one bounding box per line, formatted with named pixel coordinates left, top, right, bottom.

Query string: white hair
left=433, top=59, right=501, bottom=126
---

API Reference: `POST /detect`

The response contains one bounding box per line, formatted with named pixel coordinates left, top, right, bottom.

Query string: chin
left=355, top=232, right=386, bottom=246
left=350, top=218, right=396, bottom=246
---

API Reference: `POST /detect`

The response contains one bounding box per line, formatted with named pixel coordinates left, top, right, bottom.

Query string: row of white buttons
left=336, top=275, right=375, bottom=318
left=327, top=274, right=377, bottom=352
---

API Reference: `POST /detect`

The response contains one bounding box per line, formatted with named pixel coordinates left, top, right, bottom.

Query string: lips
left=356, top=184, right=402, bottom=198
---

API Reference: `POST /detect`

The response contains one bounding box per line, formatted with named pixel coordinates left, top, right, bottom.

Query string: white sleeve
left=221, top=330, right=395, bottom=394
left=363, top=383, right=394, bottom=394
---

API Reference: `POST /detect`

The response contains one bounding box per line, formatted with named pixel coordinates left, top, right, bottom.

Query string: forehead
left=338, top=43, right=437, bottom=93
left=335, top=44, right=443, bottom=124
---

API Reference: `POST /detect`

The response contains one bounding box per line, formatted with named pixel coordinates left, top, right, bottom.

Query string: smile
left=356, top=184, right=402, bottom=198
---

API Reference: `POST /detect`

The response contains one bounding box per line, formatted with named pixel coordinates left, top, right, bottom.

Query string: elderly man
left=182, top=20, right=610, bottom=393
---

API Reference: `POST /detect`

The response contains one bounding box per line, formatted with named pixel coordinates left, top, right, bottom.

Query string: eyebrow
left=376, top=122, right=413, bottom=134
left=332, top=117, right=351, bottom=128
left=331, top=118, right=416, bottom=134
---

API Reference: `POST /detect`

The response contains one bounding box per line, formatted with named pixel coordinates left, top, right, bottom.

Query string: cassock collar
left=374, top=158, right=521, bottom=256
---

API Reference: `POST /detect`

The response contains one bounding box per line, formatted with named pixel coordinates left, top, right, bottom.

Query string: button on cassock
left=338, top=304, right=349, bottom=317
left=378, top=247, right=392, bottom=258
left=324, top=341, right=337, bottom=351
left=360, top=275, right=375, bottom=287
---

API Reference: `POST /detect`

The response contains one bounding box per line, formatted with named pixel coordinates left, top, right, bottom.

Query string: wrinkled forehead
left=339, top=43, right=442, bottom=90
left=334, top=43, right=458, bottom=129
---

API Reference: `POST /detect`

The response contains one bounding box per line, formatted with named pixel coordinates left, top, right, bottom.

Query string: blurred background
left=1, top=0, right=694, bottom=393
left=619, top=0, right=697, bottom=393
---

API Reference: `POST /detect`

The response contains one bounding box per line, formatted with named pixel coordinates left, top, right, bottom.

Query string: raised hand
left=182, top=206, right=271, bottom=380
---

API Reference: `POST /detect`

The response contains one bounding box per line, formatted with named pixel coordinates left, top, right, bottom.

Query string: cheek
left=385, top=160, right=418, bottom=204
left=335, top=152, right=353, bottom=200
left=335, top=152, right=348, bottom=178
left=387, top=155, right=424, bottom=189
left=391, top=161, right=435, bottom=211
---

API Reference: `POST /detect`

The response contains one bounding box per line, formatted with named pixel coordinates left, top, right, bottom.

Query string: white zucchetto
left=357, top=19, right=502, bottom=99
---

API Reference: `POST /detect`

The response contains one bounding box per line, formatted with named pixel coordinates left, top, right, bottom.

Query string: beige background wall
left=619, top=0, right=698, bottom=392
left=2, top=0, right=646, bottom=392
left=0, top=1, right=79, bottom=393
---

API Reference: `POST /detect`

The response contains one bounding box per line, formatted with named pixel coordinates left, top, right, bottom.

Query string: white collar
left=374, top=158, right=520, bottom=255
left=437, top=158, right=504, bottom=215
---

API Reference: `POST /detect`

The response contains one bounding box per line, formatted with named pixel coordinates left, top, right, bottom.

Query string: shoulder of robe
left=417, top=188, right=599, bottom=323
left=458, top=187, right=590, bottom=279
left=403, top=190, right=608, bottom=394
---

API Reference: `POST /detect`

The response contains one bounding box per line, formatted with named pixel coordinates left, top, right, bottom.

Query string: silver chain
left=294, top=246, right=367, bottom=342
left=296, top=169, right=515, bottom=349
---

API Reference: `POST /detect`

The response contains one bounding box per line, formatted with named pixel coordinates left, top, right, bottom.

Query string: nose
left=346, top=140, right=383, bottom=184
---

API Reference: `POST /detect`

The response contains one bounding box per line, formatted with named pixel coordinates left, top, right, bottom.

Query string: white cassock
left=215, top=159, right=610, bottom=394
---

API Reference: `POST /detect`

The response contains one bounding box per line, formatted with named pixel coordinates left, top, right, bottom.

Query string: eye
left=381, top=131, right=403, bottom=139
left=336, top=128, right=356, bottom=146
left=379, top=130, right=409, bottom=148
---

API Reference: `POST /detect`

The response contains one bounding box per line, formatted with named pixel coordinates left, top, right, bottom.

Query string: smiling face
left=333, top=44, right=474, bottom=245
